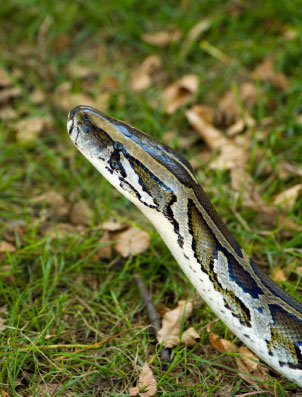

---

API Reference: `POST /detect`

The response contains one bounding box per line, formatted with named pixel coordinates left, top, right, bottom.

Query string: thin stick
left=134, top=274, right=170, bottom=365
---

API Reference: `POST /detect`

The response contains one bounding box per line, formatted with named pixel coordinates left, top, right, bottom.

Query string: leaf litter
left=129, top=362, right=157, bottom=397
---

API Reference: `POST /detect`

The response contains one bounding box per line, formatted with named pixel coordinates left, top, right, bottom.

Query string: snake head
left=67, top=105, right=198, bottom=209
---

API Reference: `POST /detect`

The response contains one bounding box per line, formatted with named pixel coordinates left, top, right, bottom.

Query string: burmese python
left=67, top=105, right=302, bottom=387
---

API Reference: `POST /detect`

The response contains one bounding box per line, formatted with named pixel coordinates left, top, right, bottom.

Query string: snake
left=67, top=105, right=302, bottom=387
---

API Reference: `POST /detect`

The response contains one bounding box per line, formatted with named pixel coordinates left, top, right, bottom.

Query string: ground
left=0, top=1, right=302, bottom=396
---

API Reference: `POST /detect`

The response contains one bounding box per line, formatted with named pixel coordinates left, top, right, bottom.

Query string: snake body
left=67, top=105, right=302, bottom=387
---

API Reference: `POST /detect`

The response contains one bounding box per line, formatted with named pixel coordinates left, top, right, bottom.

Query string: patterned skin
left=67, top=105, right=302, bottom=387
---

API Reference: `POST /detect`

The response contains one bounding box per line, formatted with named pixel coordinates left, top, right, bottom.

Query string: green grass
left=0, top=0, right=302, bottom=395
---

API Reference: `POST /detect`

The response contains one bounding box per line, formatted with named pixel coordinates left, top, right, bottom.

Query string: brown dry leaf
left=231, top=168, right=277, bottom=219
left=209, top=332, right=237, bottom=353
left=274, top=184, right=302, bottom=211
left=240, top=82, right=258, bottom=107
left=114, top=227, right=150, bottom=257
left=186, top=106, right=251, bottom=171
left=142, top=29, right=181, bottom=46
left=283, top=28, right=298, bottom=40
left=180, top=19, right=212, bottom=57
left=66, top=63, right=95, bottom=80
left=277, top=161, right=302, bottom=179
left=226, top=113, right=256, bottom=137
left=0, top=106, right=17, bottom=121
left=54, top=82, right=110, bottom=112
left=215, top=83, right=258, bottom=128
left=102, top=221, right=127, bottom=232
left=16, top=116, right=51, bottom=142
left=272, top=267, right=287, bottom=282
left=210, top=143, right=248, bottom=171
left=163, top=74, right=199, bottom=114
left=102, top=75, right=119, bottom=91
left=0, top=68, right=12, bottom=87
left=96, top=231, right=113, bottom=259
left=31, top=89, right=46, bottom=104
left=278, top=214, right=302, bottom=233
left=41, top=222, right=84, bottom=239
left=129, top=55, right=162, bottom=92
left=180, top=327, right=200, bottom=346
left=236, top=346, right=268, bottom=383
left=70, top=200, right=91, bottom=226
left=0, top=241, right=16, bottom=253
left=3, top=219, right=25, bottom=244
left=215, top=89, right=242, bottom=127
left=186, top=107, right=228, bottom=149
left=51, top=33, right=72, bottom=53
left=33, top=191, right=70, bottom=217
left=0, top=86, right=22, bottom=104
left=251, top=58, right=289, bottom=90
left=188, top=104, right=215, bottom=125
left=157, top=299, right=194, bottom=348
left=129, top=362, right=157, bottom=396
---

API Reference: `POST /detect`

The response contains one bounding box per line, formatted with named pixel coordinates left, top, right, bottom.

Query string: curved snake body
left=67, top=105, right=302, bottom=387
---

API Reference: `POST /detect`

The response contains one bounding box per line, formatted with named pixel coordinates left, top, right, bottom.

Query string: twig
left=134, top=274, right=170, bottom=366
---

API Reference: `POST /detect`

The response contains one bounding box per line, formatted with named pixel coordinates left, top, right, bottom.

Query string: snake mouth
left=67, top=118, right=74, bottom=135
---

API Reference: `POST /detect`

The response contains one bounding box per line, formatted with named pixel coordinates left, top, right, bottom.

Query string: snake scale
left=67, top=105, right=302, bottom=387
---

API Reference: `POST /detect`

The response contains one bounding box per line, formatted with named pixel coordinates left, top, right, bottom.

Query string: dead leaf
left=114, top=227, right=150, bottom=257
left=277, top=161, right=302, bottom=179
left=16, top=116, right=51, bottom=142
left=272, top=267, right=286, bottom=282
left=129, top=55, right=162, bottom=92
left=142, top=29, right=181, bottom=46
left=251, top=58, right=289, bottom=90
left=231, top=168, right=277, bottom=219
left=102, top=75, right=119, bottom=91
left=31, top=89, right=46, bottom=104
left=3, top=219, right=25, bottom=244
left=0, top=68, right=12, bottom=87
left=186, top=107, right=228, bottom=149
left=236, top=346, right=268, bottom=383
left=51, top=33, right=72, bottom=53
left=209, top=332, right=237, bottom=353
left=41, top=222, right=84, bottom=239
left=278, top=214, right=302, bottom=233
left=102, top=221, right=127, bottom=232
left=157, top=299, right=194, bottom=348
left=180, top=19, right=212, bottom=57
left=54, top=82, right=110, bottom=112
left=181, top=327, right=200, bottom=346
left=70, top=200, right=91, bottom=226
left=0, top=388, right=10, bottom=397
left=188, top=104, right=215, bottom=125
left=129, top=362, right=157, bottom=396
left=96, top=231, right=113, bottom=259
left=0, top=241, right=16, bottom=253
left=67, top=63, right=96, bottom=80
left=274, top=184, right=302, bottom=211
left=33, top=191, right=70, bottom=217
left=226, top=113, right=256, bottom=137
left=0, top=106, right=17, bottom=121
left=0, top=86, right=22, bottom=104
left=163, top=74, right=199, bottom=114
